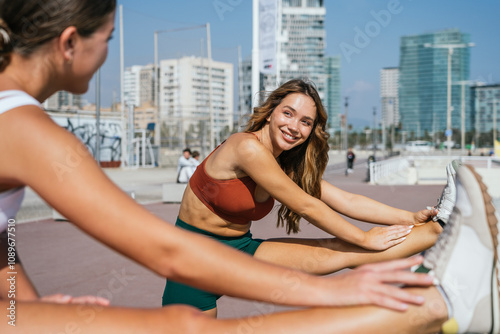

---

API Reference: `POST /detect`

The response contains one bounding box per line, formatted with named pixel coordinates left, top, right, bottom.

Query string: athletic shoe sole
left=466, top=165, right=499, bottom=334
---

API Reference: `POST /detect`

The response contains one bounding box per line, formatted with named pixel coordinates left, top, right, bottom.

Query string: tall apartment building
left=43, top=91, right=81, bottom=111
left=159, top=56, right=234, bottom=144
left=399, top=29, right=472, bottom=138
left=325, top=55, right=341, bottom=133
left=243, top=0, right=335, bottom=130
left=471, top=84, right=500, bottom=139
left=271, top=0, right=326, bottom=98
left=124, top=64, right=155, bottom=107
left=380, top=67, right=399, bottom=127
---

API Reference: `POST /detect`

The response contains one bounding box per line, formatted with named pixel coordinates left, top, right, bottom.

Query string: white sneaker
left=433, top=160, right=463, bottom=225
left=416, top=165, right=499, bottom=333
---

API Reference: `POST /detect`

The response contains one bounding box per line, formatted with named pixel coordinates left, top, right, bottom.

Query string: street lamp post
left=154, top=31, right=159, bottom=147
left=494, top=98, right=498, bottom=146
left=95, top=68, right=101, bottom=163
left=372, top=107, right=377, bottom=156
left=344, top=97, right=349, bottom=152
left=424, top=42, right=474, bottom=155
left=454, top=80, right=475, bottom=155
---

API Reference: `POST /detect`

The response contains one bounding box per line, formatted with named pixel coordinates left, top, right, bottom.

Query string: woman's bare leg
left=1, top=286, right=447, bottom=334
left=254, top=222, right=442, bottom=274
left=213, top=287, right=447, bottom=334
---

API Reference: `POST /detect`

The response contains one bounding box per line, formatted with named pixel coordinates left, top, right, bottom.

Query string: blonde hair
left=245, top=79, right=329, bottom=233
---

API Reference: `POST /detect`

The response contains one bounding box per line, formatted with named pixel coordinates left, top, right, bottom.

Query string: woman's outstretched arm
left=320, top=180, right=437, bottom=226
left=235, top=137, right=411, bottom=251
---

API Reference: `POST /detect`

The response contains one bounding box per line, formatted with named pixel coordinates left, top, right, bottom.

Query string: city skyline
left=85, top=0, right=500, bottom=129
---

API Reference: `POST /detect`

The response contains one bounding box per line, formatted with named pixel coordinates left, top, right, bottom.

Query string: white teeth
left=283, top=133, right=295, bottom=140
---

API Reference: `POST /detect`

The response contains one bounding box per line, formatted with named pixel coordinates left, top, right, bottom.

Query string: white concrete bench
left=162, top=183, right=187, bottom=203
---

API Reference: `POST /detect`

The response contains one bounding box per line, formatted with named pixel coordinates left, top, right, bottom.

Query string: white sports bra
left=0, top=90, right=41, bottom=232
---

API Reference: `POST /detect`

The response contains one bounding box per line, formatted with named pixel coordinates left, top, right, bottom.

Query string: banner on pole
left=259, top=0, right=277, bottom=74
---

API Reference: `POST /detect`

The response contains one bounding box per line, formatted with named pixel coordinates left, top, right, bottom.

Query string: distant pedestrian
left=346, top=147, right=356, bottom=174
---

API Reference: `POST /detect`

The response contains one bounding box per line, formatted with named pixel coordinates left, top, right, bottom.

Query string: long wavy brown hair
left=244, top=79, right=330, bottom=233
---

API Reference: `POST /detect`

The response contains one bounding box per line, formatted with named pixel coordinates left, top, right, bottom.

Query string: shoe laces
left=423, top=211, right=459, bottom=270
left=436, top=186, right=451, bottom=206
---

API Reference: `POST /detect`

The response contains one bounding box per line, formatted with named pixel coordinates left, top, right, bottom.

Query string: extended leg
left=2, top=286, right=447, bottom=334
left=254, top=221, right=442, bottom=274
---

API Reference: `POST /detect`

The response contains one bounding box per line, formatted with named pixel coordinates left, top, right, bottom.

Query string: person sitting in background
left=177, top=148, right=193, bottom=183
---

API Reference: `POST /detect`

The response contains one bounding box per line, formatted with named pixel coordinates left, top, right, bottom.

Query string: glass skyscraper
left=399, top=29, right=472, bottom=139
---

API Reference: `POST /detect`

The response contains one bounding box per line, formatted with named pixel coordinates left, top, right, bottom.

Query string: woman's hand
left=326, top=255, right=433, bottom=311
left=40, top=294, right=110, bottom=306
left=413, top=207, right=438, bottom=226
left=362, top=225, right=414, bottom=251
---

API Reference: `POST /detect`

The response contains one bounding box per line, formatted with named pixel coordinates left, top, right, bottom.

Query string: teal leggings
left=162, top=217, right=264, bottom=311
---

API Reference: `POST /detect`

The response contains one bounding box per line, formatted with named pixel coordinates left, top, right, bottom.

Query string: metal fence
left=369, top=156, right=499, bottom=184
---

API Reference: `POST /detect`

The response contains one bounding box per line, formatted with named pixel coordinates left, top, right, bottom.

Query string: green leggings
left=162, top=217, right=264, bottom=311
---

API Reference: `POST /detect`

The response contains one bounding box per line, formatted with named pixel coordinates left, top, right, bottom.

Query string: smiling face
left=265, top=93, right=317, bottom=156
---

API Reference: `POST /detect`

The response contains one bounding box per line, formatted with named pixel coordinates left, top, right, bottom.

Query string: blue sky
left=88, top=0, right=500, bottom=128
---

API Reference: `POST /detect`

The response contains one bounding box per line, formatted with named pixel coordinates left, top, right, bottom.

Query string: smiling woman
left=245, top=80, right=329, bottom=233
left=162, top=78, right=443, bottom=317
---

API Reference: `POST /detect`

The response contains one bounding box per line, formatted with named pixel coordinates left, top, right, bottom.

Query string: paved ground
left=15, top=151, right=449, bottom=320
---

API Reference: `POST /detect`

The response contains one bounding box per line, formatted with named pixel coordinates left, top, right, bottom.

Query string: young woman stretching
left=0, top=1, right=497, bottom=333
left=162, top=79, right=443, bottom=316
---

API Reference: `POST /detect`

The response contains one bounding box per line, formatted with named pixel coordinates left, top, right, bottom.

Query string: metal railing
left=405, top=155, right=498, bottom=169
left=369, top=155, right=499, bottom=185
left=369, top=157, right=410, bottom=184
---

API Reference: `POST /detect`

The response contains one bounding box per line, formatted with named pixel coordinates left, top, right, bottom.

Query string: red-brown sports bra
left=189, top=139, right=275, bottom=225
